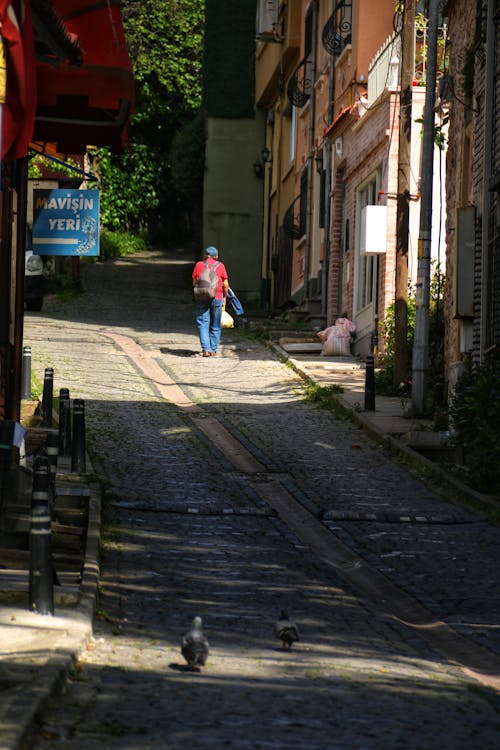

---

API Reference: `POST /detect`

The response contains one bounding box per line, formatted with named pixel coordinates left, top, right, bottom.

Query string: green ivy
left=89, top=144, right=160, bottom=231
left=376, top=265, right=445, bottom=398
left=449, top=365, right=500, bottom=494
left=28, top=154, right=82, bottom=180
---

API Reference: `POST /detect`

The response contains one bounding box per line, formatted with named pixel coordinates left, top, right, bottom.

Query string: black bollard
left=58, top=388, right=71, bottom=456
left=0, top=420, right=15, bottom=527
left=364, top=355, right=376, bottom=412
left=29, top=454, right=54, bottom=615
left=45, top=430, right=59, bottom=495
left=71, top=399, right=86, bottom=473
left=41, top=368, right=54, bottom=427
left=21, top=346, right=32, bottom=400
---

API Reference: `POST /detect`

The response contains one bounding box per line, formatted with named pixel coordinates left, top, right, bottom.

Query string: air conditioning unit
left=360, top=205, right=387, bottom=254
left=256, top=0, right=279, bottom=39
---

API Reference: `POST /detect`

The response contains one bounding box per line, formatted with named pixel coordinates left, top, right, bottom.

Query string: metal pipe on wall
left=321, top=0, right=337, bottom=319
left=303, top=0, right=318, bottom=300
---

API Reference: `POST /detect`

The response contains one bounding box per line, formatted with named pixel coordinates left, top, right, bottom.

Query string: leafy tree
left=450, top=364, right=500, bottom=493
left=88, top=143, right=160, bottom=231
left=28, top=154, right=82, bottom=180
left=96, top=0, right=205, bottom=236
left=376, top=264, right=445, bottom=400
left=170, top=110, right=206, bottom=205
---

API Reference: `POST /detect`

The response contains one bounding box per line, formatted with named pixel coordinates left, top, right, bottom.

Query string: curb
left=269, top=341, right=498, bottom=518
left=0, top=465, right=101, bottom=750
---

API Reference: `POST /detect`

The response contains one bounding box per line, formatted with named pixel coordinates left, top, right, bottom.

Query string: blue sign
left=32, top=189, right=100, bottom=256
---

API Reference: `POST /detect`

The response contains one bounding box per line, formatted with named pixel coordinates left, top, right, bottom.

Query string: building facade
left=255, top=0, right=447, bottom=362
left=444, top=0, right=500, bottom=386
left=202, top=0, right=263, bottom=303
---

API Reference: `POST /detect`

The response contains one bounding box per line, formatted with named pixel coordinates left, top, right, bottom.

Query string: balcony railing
left=287, top=58, right=312, bottom=108
left=367, top=33, right=402, bottom=105
left=366, top=20, right=448, bottom=106
left=321, top=1, right=352, bottom=56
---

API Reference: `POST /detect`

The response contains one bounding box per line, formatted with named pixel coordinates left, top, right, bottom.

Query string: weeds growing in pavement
left=302, top=382, right=344, bottom=406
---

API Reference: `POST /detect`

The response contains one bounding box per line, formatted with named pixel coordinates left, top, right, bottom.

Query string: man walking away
left=192, top=246, right=229, bottom=357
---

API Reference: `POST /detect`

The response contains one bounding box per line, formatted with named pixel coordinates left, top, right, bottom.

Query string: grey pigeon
left=275, top=610, right=299, bottom=650
left=181, top=616, right=209, bottom=668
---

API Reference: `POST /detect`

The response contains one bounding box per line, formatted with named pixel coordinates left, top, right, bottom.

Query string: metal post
left=21, top=346, right=32, bottom=400
left=29, top=454, right=54, bottom=615
left=412, top=0, right=440, bottom=414
left=370, top=316, right=379, bottom=356
left=41, top=367, right=54, bottom=427
left=0, top=420, right=15, bottom=531
left=71, top=399, right=86, bottom=473
left=394, top=0, right=415, bottom=384
left=58, top=388, right=71, bottom=457
left=45, top=430, right=59, bottom=494
left=364, top=355, right=376, bottom=411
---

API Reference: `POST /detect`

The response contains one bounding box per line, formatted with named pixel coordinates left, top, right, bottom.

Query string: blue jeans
left=195, top=299, right=223, bottom=353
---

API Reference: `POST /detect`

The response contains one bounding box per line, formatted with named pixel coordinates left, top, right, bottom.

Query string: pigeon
left=275, top=610, right=299, bottom=650
left=181, top=616, right=209, bottom=669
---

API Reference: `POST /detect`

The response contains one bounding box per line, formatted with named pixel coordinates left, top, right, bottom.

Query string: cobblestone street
left=24, top=247, right=499, bottom=749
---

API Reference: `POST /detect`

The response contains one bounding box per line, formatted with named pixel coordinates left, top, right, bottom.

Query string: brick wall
left=326, top=93, right=398, bottom=346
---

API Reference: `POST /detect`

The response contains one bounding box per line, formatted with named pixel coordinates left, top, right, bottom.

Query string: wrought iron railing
left=287, top=58, right=312, bottom=108
left=322, top=1, right=352, bottom=56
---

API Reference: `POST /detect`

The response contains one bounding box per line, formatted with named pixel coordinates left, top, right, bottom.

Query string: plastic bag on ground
left=318, top=318, right=356, bottom=356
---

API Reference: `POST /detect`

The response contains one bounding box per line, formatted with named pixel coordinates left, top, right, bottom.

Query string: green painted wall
left=203, top=0, right=256, bottom=118
left=203, top=117, right=264, bottom=303
left=202, top=0, right=263, bottom=304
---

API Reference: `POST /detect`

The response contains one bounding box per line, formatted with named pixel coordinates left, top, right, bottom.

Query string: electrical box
left=360, top=205, right=387, bottom=254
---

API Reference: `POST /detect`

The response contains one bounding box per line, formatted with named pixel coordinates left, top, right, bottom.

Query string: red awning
left=0, top=0, right=37, bottom=162
left=33, top=0, right=134, bottom=153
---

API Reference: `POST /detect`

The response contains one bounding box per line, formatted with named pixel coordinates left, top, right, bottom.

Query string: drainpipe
left=303, top=0, right=318, bottom=301
left=321, top=0, right=336, bottom=319
left=12, top=158, right=28, bottom=423
left=264, top=112, right=275, bottom=309
left=411, top=0, right=439, bottom=415
left=321, top=143, right=332, bottom=317
left=480, top=0, right=495, bottom=362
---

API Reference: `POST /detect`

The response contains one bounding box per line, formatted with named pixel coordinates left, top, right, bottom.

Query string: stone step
left=280, top=342, right=323, bottom=353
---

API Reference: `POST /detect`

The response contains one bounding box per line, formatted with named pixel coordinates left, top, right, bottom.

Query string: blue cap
left=205, top=246, right=219, bottom=257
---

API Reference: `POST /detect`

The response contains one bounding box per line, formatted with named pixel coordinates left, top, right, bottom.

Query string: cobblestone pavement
left=24, top=248, right=499, bottom=748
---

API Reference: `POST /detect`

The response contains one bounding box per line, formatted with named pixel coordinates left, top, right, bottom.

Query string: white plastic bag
left=321, top=331, right=351, bottom=356
left=318, top=318, right=356, bottom=356
left=221, top=308, right=234, bottom=328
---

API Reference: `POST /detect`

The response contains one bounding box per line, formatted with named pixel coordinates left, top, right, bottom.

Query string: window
left=356, top=178, right=378, bottom=311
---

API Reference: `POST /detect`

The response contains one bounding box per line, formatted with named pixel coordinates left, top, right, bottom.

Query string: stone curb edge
left=268, top=341, right=498, bottom=518
left=0, top=468, right=101, bottom=750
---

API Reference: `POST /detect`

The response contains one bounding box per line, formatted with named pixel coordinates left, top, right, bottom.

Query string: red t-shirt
left=192, top=258, right=228, bottom=300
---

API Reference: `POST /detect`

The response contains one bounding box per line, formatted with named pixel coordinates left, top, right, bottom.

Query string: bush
left=99, top=231, right=149, bottom=259
left=449, top=365, right=500, bottom=493
left=375, top=265, right=445, bottom=401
